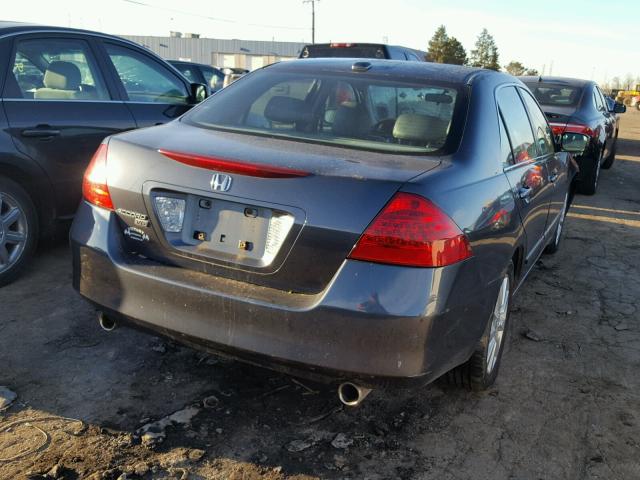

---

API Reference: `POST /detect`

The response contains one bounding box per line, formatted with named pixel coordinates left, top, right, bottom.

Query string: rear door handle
left=21, top=128, right=61, bottom=138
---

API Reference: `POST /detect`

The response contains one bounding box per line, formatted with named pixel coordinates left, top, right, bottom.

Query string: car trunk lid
left=106, top=123, right=441, bottom=293
left=542, top=105, right=577, bottom=135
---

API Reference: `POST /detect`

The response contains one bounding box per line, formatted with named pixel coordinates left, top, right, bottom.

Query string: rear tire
left=443, top=263, right=514, bottom=391
left=0, top=176, right=38, bottom=287
left=577, top=152, right=601, bottom=195
left=601, top=138, right=617, bottom=169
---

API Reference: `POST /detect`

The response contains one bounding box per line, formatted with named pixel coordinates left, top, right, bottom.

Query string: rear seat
left=392, top=113, right=449, bottom=146
left=34, top=61, right=94, bottom=100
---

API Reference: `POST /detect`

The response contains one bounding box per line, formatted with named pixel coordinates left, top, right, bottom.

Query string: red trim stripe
left=158, top=149, right=311, bottom=178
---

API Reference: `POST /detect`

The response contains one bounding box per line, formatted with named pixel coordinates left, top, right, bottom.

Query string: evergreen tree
left=444, top=36, right=467, bottom=65
left=427, top=25, right=450, bottom=63
left=427, top=26, right=467, bottom=65
left=505, top=61, right=526, bottom=76
left=469, top=28, right=500, bottom=71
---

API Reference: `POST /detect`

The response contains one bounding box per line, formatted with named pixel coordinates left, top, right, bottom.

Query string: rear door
left=594, top=86, right=615, bottom=157
left=2, top=34, right=136, bottom=218
left=497, top=85, right=552, bottom=264
left=99, top=41, right=194, bottom=128
left=519, top=87, right=567, bottom=237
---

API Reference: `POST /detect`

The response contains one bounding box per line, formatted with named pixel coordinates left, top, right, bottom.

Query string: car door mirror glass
left=191, top=83, right=208, bottom=103
left=613, top=102, right=626, bottom=114
left=560, top=133, right=589, bottom=154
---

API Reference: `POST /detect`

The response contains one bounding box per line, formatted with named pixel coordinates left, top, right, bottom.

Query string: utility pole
left=303, top=0, right=319, bottom=44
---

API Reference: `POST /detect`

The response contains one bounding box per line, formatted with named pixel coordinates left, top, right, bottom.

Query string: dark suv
left=520, top=76, right=626, bottom=195
left=299, top=43, right=425, bottom=61
left=0, top=22, right=206, bottom=285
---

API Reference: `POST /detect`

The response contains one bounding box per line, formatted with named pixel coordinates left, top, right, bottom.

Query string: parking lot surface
left=1, top=111, right=640, bottom=480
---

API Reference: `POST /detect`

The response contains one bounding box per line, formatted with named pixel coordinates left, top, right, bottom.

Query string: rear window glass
left=184, top=70, right=462, bottom=154
left=524, top=83, right=582, bottom=107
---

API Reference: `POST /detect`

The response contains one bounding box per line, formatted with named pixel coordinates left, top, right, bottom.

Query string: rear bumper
left=71, top=202, right=493, bottom=387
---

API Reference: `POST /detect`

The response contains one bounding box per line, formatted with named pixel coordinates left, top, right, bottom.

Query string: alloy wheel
left=486, top=275, right=510, bottom=374
left=0, top=192, right=28, bottom=274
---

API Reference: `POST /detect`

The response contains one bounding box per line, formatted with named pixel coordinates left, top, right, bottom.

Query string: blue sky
left=4, top=0, right=638, bottom=84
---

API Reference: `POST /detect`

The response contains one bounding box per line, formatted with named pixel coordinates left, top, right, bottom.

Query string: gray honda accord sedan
left=71, top=59, right=583, bottom=405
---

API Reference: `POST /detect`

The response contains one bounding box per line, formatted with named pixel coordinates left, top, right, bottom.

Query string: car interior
left=32, top=60, right=95, bottom=100
left=236, top=77, right=456, bottom=150
left=11, top=42, right=108, bottom=100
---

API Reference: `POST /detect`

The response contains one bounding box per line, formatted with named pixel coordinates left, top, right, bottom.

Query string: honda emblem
left=210, top=173, right=232, bottom=192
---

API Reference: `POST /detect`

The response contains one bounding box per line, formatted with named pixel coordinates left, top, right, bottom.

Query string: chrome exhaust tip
left=98, top=311, right=116, bottom=331
left=338, top=382, right=372, bottom=407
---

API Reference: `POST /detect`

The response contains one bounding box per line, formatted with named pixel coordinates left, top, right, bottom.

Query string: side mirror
left=560, top=132, right=590, bottom=155
left=190, top=83, right=208, bottom=103
left=613, top=102, right=627, bottom=114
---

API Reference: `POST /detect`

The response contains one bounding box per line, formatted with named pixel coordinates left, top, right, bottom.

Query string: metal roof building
left=121, top=34, right=305, bottom=71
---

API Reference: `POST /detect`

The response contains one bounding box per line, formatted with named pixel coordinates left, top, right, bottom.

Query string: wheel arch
left=511, top=245, right=524, bottom=284
left=0, top=158, right=56, bottom=234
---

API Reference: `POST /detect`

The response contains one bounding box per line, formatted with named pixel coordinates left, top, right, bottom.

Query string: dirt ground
left=1, top=110, right=640, bottom=480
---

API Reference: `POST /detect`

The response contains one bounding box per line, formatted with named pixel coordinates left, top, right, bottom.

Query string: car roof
left=519, top=75, right=593, bottom=88
left=268, top=58, right=511, bottom=85
left=0, top=21, right=144, bottom=49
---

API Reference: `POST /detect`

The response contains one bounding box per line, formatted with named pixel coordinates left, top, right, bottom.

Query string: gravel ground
left=1, top=110, right=639, bottom=480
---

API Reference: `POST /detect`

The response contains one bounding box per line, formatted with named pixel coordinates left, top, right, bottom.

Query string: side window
left=174, top=64, right=197, bottom=83
left=593, top=88, right=605, bottom=111
left=201, top=67, right=225, bottom=91
left=321, top=81, right=357, bottom=131
left=105, top=44, right=189, bottom=104
left=497, top=86, right=537, bottom=164
left=7, top=38, right=109, bottom=100
left=369, top=86, right=397, bottom=120
left=397, top=87, right=454, bottom=118
left=596, top=87, right=608, bottom=112
left=499, top=113, right=514, bottom=167
left=519, top=88, right=554, bottom=156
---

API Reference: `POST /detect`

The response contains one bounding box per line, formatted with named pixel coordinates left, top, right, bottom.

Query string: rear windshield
left=524, top=83, right=582, bottom=107
left=184, top=70, right=462, bottom=154
left=301, top=45, right=387, bottom=59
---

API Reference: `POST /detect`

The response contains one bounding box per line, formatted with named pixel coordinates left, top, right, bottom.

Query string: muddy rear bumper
left=71, top=202, right=493, bottom=387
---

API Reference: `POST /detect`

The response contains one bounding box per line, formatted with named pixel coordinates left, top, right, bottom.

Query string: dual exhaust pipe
left=98, top=312, right=372, bottom=406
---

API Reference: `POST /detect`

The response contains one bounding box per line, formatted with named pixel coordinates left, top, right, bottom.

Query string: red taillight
left=158, top=149, right=310, bottom=178
left=348, top=193, right=472, bottom=268
left=82, top=143, right=114, bottom=210
left=549, top=122, right=596, bottom=137
left=549, top=123, right=566, bottom=136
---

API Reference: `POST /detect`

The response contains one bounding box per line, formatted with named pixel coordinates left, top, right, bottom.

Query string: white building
left=122, top=33, right=305, bottom=70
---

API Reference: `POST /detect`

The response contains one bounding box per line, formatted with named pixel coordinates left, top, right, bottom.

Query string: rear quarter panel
left=407, top=77, right=525, bottom=292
